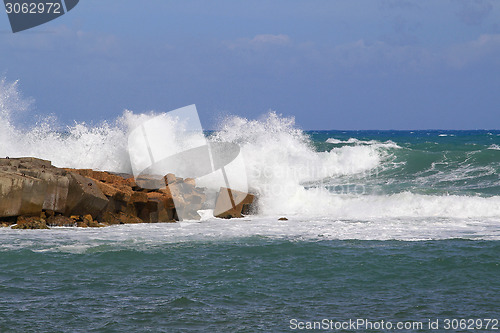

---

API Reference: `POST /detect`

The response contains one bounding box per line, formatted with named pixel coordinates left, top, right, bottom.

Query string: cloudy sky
left=1, top=0, right=499, bottom=129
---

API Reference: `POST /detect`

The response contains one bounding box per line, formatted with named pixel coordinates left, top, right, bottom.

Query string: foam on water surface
left=1, top=78, right=500, bottom=241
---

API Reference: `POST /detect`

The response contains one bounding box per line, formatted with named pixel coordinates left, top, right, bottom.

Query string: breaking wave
left=2, top=78, right=500, bottom=223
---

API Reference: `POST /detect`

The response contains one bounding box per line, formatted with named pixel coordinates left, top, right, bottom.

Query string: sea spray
left=2, top=78, right=500, bottom=221
left=210, top=113, right=403, bottom=215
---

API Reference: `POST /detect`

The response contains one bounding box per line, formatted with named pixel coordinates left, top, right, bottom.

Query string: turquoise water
left=1, top=130, right=500, bottom=332
left=0, top=237, right=499, bottom=332
left=0, top=237, right=500, bottom=332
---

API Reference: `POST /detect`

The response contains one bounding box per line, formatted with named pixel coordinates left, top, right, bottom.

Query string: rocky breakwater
left=0, top=157, right=255, bottom=229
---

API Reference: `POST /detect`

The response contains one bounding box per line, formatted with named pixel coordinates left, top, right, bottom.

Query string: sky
left=0, top=0, right=499, bottom=130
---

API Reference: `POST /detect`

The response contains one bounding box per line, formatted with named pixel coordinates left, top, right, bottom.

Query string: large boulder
left=99, top=211, right=143, bottom=225
left=46, top=215, right=76, bottom=227
left=0, top=158, right=212, bottom=226
left=214, top=187, right=254, bottom=219
left=0, top=171, right=47, bottom=217
left=20, top=167, right=70, bottom=213
left=64, top=172, right=109, bottom=217
left=1, top=158, right=72, bottom=216
left=11, top=216, right=49, bottom=229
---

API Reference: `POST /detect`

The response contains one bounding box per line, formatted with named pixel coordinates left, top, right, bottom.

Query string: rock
left=0, top=157, right=216, bottom=227
left=99, top=211, right=143, bottom=225
left=214, top=187, right=255, bottom=219
left=165, top=182, right=204, bottom=221
left=83, top=214, right=102, bottom=227
left=135, top=174, right=165, bottom=190
left=164, top=173, right=177, bottom=185
left=67, top=169, right=128, bottom=185
left=19, top=166, right=70, bottom=213
left=64, top=172, right=109, bottom=217
left=184, top=178, right=196, bottom=187
left=147, top=192, right=176, bottom=222
left=76, top=221, right=88, bottom=228
left=96, top=181, right=134, bottom=202
left=12, top=216, right=49, bottom=229
left=0, top=171, right=47, bottom=217
left=46, top=215, right=76, bottom=227
left=278, top=217, right=288, bottom=221
left=130, top=192, right=148, bottom=204
left=0, top=158, right=71, bottom=217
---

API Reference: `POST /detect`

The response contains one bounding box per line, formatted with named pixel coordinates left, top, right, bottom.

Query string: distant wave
left=326, top=137, right=400, bottom=148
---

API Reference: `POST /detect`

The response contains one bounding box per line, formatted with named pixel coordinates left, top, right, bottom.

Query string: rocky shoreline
left=0, top=157, right=254, bottom=229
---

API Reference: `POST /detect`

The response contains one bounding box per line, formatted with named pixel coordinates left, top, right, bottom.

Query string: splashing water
left=2, top=78, right=500, bottom=224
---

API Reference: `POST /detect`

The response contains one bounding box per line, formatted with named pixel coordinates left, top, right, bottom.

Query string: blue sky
left=1, top=0, right=499, bottom=129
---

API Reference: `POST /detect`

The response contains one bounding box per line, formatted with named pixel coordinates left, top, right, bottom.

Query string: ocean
left=1, top=82, right=500, bottom=332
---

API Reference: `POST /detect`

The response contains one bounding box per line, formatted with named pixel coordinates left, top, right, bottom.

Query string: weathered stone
left=136, top=174, right=165, bottom=190
left=65, top=172, right=109, bottom=217
left=0, top=157, right=215, bottom=227
left=12, top=216, right=49, bottom=229
left=164, top=173, right=177, bottom=185
left=46, top=215, right=76, bottom=227
left=130, top=192, right=148, bottom=204
left=19, top=170, right=70, bottom=214
left=164, top=181, right=205, bottom=221
left=214, top=187, right=255, bottom=219
left=146, top=192, right=176, bottom=222
left=67, top=169, right=128, bottom=185
left=100, top=211, right=143, bottom=224
left=82, top=214, right=102, bottom=227
left=0, top=171, right=47, bottom=217
left=95, top=181, right=134, bottom=202
left=17, top=157, right=52, bottom=169
left=42, top=175, right=70, bottom=213
left=125, top=177, right=138, bottom=189
left=157, top=188, right=175, bottom=208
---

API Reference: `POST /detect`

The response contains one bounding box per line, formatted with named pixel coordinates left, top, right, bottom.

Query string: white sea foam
left=326, top=137, right=400, bottom=148
left=488, top=144, right=500, bottom=150
left=2, top=78, right=500, bottom=232
left=0, top=215, right=499, bottom=252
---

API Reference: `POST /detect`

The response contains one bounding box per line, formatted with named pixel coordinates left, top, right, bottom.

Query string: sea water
left=0, top=79, right=499, bottom=332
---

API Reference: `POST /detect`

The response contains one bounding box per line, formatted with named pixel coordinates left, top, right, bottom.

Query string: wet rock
left=100, top=211, right=143, bottom=224
left=11, top=216, right=49, bottom=229
left=46, top=215, right=76, bottom=227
